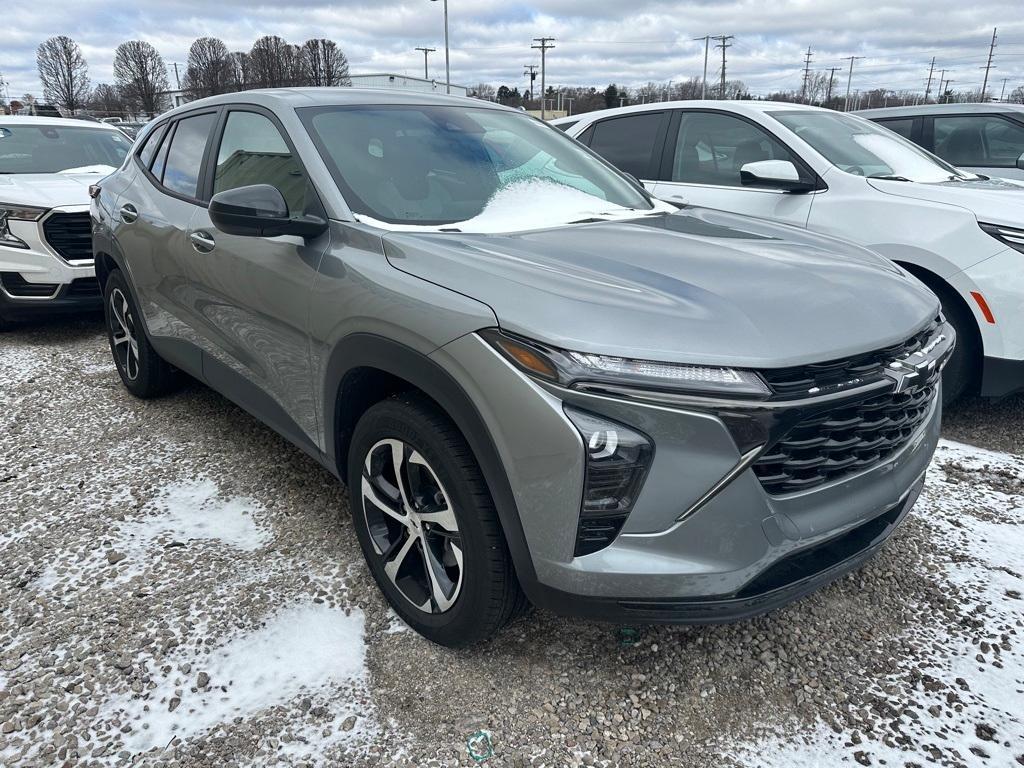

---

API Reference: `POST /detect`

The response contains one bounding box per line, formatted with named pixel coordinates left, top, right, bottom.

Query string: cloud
left=2, top=0, right=1022, bottom=100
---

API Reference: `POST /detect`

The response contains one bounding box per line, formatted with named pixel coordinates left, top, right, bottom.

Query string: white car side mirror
left=739, top=160, right=817, bottom=193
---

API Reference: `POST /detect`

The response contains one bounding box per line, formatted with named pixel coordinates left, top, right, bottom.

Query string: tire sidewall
left=103, top=270, right=155, bottom=397
left=348, top=400, right=498, bottom=644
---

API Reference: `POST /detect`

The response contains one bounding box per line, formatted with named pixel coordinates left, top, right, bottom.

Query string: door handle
left=119, top=203, right=138, bottom=223
left=189, top=230, right=216, bottom=253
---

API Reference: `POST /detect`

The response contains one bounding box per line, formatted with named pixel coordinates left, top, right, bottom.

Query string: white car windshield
left=771, top=111, right=975, bottom=184
left=299, top=104, right=661, bottom=231
left=0, top=123, right=131, bottom=174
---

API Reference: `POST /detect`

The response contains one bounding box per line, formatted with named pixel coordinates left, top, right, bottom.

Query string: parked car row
left=0, top=89, right=1003, bottom=647
left=553, top=101, right=1024, bottom=403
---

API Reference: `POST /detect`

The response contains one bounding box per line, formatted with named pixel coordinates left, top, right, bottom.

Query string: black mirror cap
left=209, top=184, right=327, bottom=239
left=739, top=169, right=818, bottom=193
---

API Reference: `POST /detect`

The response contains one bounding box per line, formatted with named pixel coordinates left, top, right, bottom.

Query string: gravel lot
left=1, top=318, right=1022, bottom=768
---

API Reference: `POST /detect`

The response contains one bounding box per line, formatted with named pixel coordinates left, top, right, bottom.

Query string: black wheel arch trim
left=324, top=332, right=541, bottom=595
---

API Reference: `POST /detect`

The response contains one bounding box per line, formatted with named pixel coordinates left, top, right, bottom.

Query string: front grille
left=760, top=317, right=941, bottom=398
left=753, top=372, right=938, bottom=495
left=43, top=212, right=93, bottom=262
left=0, top=272, right=58, bottom=297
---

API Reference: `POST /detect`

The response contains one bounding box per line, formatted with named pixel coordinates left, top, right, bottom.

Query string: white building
left=348, top=74, right=469, bottom=97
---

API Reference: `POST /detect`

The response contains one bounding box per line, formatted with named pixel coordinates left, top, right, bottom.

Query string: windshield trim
left=296, top=103, right=655, bottom=228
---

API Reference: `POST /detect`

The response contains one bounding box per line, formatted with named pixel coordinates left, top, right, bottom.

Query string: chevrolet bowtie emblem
left=885, top=333, right=946, bottom=394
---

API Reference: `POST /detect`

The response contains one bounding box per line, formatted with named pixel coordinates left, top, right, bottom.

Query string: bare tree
left=471, top=83, right=496, bottom=101
left=228, top=51, right=250, bottom=92
left=300, top=39, right=351, bottom=87
left=183, top=37, right=232, bottom=100
left=249, top=36, right=290, bottom=88
left=114, top=41, right=171, bottom=117
left=281, top=43, right=307, bottom=87
left=36, top=36, right=91, bottom=113
left=1009, top=86, right=1024, bottom=105
left=90, top=83, right=129, bottom=118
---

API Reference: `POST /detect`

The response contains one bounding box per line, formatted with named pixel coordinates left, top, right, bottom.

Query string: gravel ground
left=1, top=318, right=1022, bottom=768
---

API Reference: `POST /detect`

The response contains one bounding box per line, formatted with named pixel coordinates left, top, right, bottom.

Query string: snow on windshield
left=356, top=178, right=671, bottom=234
left=852, top=133, right=959, bottom=183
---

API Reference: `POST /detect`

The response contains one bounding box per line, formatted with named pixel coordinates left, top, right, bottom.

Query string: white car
left=0, top=116, right=132, bottom=328
left=553, top=102, right=1024, bottom=403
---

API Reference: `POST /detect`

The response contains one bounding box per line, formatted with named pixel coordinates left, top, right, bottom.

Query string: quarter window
left=160, top=112, right=217, bottom=199
left=671, top=112, right=803, bottom=187
left=214, top=111, right=307, bottom=215
left=586, top=113, right=665, bottom=179
left=137, top=123, right=166, bottom=167
left=933, top=114, right=1024, bottom=167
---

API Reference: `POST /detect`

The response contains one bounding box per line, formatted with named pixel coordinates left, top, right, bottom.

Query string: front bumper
left=0, top=277, right=102, bottom=321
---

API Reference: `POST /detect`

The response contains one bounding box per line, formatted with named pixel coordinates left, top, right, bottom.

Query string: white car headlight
left=0, top=203, right=48, bottom=250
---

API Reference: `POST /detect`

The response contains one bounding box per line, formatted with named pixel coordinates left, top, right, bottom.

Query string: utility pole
left=564, top=96, right=574, bottom=115
left=531, top=37, right=555, bottom=119
left=841, top=55, right=864, bottom=112
left=825, top=66, right=840, bottom=104
left=712, top=35, right=733, bottom=99
left=924, top=57, right=936, bottom=102
left=429, top=0, right=451, bottom=94
left=414, top=47, right=436, bottom=79
left=1000, top=77, right=1009, bottom=102
left=693, top=36, right=710, bottom=99
left=980, top=27, right=997, bottom=101
left=944, top=80, right=955, bottom=103
left=172, top=62, right=181, bottom=90
left=801, top=46, right=814, bottom=103
left=523, top=64, right=538, bottom=106
left=937, top=69, right=948, bottom=101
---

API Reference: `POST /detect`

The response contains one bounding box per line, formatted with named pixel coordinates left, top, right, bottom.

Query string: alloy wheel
left=109, top=287, right=140, bottom=381
left=361, top=438, right=464, bottom=613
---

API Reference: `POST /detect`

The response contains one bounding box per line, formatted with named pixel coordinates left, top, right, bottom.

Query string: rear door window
left=933, top=114, right=1024, bottom=167
left=160, top=112, right=217, bottom=199
left=586, top=112, right=667, bottom=179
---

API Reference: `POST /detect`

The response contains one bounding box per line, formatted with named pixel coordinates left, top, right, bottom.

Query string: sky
left=3, top=0, right=1024, bottom=102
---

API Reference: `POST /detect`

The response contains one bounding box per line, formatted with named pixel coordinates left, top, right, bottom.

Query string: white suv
left=0, top=116, right=132, bottom=328
left=553, top=102, right=1024, bottom=403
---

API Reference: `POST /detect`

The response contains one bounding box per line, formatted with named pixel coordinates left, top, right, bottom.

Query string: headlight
left=481, top=329, right=770, bottom=398
left=0, top=203, right=47, bottom=250
left=979, top=222, right=1024, bottom=254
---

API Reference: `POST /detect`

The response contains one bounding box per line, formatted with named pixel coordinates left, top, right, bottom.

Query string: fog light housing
left=565, top=406, right=653, bottom=556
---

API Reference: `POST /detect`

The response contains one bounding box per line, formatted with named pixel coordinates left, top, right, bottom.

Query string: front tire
left=347, top=394, right=525, bottom=646
left=935, top=286, right=979, bottom=406
left=103, top=270, right=178, bottom=398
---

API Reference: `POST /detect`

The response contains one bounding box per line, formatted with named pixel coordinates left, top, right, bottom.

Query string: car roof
left=856, top=102, right=1024, bottom=118
left=161, top=87, right=511, bottom=120
left=0, top=115, right=124, bottom=130
left=549, top=100, right=830, bottom=126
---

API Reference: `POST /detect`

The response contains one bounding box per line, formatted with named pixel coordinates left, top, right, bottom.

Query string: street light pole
left=430, top=0, right=451, bottom=94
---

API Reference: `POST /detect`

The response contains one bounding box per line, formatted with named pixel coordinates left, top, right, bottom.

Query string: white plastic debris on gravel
left=736, top=439, right=1024, bottom=767
left=110, top=603, right=370, bottom=754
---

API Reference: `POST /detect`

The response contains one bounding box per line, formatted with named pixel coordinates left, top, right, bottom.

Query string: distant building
left=348, top=74, right=469, bottom=97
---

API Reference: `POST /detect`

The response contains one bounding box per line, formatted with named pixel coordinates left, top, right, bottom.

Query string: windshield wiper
left=868, top=174, right=911, bottom=182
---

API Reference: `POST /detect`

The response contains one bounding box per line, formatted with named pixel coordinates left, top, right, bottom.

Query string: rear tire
left=347, top=394, right=526, bottom=647
left=103, top=270, right=178, bottom=398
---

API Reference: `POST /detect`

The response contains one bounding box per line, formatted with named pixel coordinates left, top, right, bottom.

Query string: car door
left=929, top=113, right=1024, bottom=180
left=111, top=111, right=218, bottom=368
left=649, top=110, right=817, bottom=226
left=576, top=110, right=670, bottom=192
left=183, top=106, right=327, bottom=450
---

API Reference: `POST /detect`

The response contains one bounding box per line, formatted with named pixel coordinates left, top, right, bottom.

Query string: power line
left=981, top=27, right=998, bottom=100
left=531, top=37, right=555, bottom=119
left=712, top=35, right=734, bottom=98
left=414, top=47, right=436, bottom=80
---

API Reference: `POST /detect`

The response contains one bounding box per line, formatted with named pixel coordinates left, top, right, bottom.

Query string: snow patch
left=122, top=477, right=270, bottom=552
left=113, top=603, right=369, bottom=754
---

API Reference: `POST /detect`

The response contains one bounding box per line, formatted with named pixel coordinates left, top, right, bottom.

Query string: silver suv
left=92, top=89, right=952, bottom=646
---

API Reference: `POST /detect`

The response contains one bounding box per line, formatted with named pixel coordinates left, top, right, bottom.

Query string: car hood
left=0, top=169, right=115, bottom=208
left=382, top=208, right=939, bottom=369
left=867, top=176, right=1024, bottom=227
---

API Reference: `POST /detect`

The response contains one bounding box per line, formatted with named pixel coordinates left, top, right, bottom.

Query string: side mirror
left=1017, top=152, right=1024, bottom=171
left=739, top=160, right=816, bottom=193
left=208, top=184, right=327, bottom=239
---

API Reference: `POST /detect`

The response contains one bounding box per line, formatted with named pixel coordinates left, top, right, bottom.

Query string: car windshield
left=0, top=124, right=131, bottom=174
left=770, top=110, right=974, bottom=183
left=298, top=104, right=659, bottom=231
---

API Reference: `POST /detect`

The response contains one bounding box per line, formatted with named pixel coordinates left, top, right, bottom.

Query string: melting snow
left=112, top=603, right=369, bottom=753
